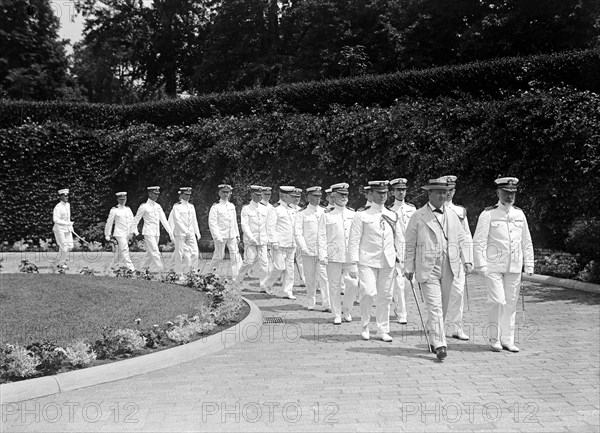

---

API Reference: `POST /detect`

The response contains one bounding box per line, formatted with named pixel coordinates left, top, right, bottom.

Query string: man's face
left=251, top=191, right=262, bottom=203
left=307, top=193, right=321, bottom=206
left=262, top=191, right=271, bottom=202
left=393, top=188, right=406, bottom=201
left=291, top=195, right=301, bottom=205
left=181, top=192, right=192, bottom=201
left=497, top=189, right=516, bottom=206
left=219, top=190, right=231, bottom=201
left=332, top=191, right=348, bottom=207
left=428, top=189, right=447, bottom=208
left=326, top=193, right=334, bottom=205
left=446, top=188, right=456, bottom=202
left=148, top=191, right=160, bottom=201
left=372, top=190, right=388, bottom=205
left=117, top=196, right=127, bottom=206
left=60, top=194, right=69, bottom=203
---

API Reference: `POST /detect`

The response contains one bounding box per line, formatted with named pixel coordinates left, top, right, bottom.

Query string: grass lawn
left=0, top=274, right=216, bottom=346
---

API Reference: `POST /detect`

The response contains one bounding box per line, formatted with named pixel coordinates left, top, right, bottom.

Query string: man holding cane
left=52, top=188, right=74, bottom=269
left=403, top=177, right=472, bottom=360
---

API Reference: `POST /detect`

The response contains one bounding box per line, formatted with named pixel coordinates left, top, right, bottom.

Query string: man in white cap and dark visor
left=52, top=188, right=74, bottom=268
left=265, top=185, right=299, bottom=299
left=296, top=186, right=330, bottom=311
left=209, top=184, right=241, bottom=279
left=348, top=180, right=403, bottom=342
left=404, top=177, right=472, bottom=360
left=442, top=175, right=473, bottom=340
left=388, top=177, right=416, bottom=324
left=236, top=185, right=269, bottom=290
left=318, top=183, right=357, bottom=324
left=169, top=186, right=201, bottom=278
left=105, top=192, right=136, bottom=271
left=132, top=186, right=173, bottom=272
left=473, top=177, right=533, bottom=353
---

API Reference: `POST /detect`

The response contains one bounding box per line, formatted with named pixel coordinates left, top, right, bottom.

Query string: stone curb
left=0, top=297, right=262, bottom=404
left=523, top=274, right=600, bottom=294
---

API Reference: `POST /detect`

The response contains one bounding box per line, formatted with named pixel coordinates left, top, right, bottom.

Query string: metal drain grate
left=263, top=316, right=284, bottom=324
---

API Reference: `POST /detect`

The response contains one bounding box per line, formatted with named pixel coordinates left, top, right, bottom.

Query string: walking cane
left=521, top=282, right=526, bottom=322
left=465, top=276, right=470, bottom=311
left=409, top=278, right=432, bottom=353
left=71, top=230, right=90, bottom=246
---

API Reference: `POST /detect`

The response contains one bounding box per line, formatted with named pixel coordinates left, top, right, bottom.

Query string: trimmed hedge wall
left=1, top=86, right=598, bottom=250
left=0, top=49, right=598, bottom=128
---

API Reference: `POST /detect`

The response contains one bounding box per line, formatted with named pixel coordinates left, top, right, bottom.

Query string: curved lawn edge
left=523, top=274, right=600, bottom=294
left=0, top=297, right=262, bottom=403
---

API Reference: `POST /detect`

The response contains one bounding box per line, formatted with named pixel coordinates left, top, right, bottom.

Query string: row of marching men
left=53, top=174, right=533, bottom=360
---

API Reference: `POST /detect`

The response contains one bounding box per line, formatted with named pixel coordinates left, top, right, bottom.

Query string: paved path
left=1, top=253, right=599, bottom=432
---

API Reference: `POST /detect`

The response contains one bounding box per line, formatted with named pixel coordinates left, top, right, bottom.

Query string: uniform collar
left=497, top=201, right=512, bottom=211
left=307, top=203, right=318, bottom=211
left=219, top=199, right=228, bottom=204
left=394, top=199, right=405, bottom=206
left=147, top=198, right=156, bottom=204
left=371, top=202, right=383, bottom=211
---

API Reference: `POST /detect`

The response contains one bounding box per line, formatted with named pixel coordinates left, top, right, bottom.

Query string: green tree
left=0, top=0, right=74, bottom=100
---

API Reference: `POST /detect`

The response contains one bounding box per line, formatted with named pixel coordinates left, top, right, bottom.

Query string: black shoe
left=429, top=345, right=436, bottom=353
left=435, top=346, right=447, bottom=360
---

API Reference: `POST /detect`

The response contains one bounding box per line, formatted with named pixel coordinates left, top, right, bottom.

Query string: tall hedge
left=0, top=49, right=598, bottom=128
left=1, top=86, right=598, bottom=249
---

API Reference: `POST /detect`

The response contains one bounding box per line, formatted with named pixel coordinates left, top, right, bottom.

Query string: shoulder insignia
left=319, top=204, right=326, bottom=208
left=273, top=202, right=280, bottom=207
left=484, top=205, right=498, bottom=211
left=407, top=203, right=416, bottom=208
left=385, top=205, right=394, bottom=211
left=259, top=202, right=266, bottom=206
left=325, top=208, right=333, bottom=213
left=346, top=206, right=354, bottom=211
left=357, top=205, right=370, bottom=212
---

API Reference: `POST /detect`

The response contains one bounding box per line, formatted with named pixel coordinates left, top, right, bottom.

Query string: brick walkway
left=1, top=252, right=599, bottom=432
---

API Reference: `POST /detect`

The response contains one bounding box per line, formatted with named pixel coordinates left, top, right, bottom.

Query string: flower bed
left=0, top=270, right=247, bottom=384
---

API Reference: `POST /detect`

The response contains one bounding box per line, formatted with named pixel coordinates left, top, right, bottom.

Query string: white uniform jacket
left=52, top=202, right=72, bottom=232
left=209, top=200, right=239, bottom=242
left=105, top=205, right=136, bottom=238
left=296, top=204, right=325, bottom=256
left=348, top=203, right=403, bottom=268
left=266, top=201, right=297, bottom=248
left=389, top=200, right=416, bottom=235
left=472, top=202, right=534, bottom=274
left=447, top=201, right=473, bottom=264
left=317, top=206, right=355, bottom=263
left=133, top=199, right=171, bottom=236
left=240, top=201, right=268, bottom=245
left=168, top=201, right=201, bottom=238
left=404, top=204, right=470, bottom=282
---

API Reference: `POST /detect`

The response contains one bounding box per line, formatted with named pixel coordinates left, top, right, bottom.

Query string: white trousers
left=237, top=244, right=269, bottom=289
left=209, top=238, right=241, bottom=279
left=53, top=229, right=73, bottom=264
left=392, top=263, right=407, bottom=320
left=110, top=235, right=134, bottom=271
left=295, top=248, right=305, bottom=282
left=140, top=235, right=163, bottom=272
left=303, top=255, right=330, bottom=308
left=265, top=246, right=296, bottom=296
left=359, top=265, right=394, bottom=334
left=485, top=272, right=521, bottom=345
left=444, top=267, right=465, bottom=334
left=420, top=257, right=453, bottom=349
left=327, top=262, right=357, bottom=319
left=172, top=234, right=198, bottom=276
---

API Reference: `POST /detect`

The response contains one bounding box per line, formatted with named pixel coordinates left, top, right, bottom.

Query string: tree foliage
left=0, top=0, right=77, bottom=100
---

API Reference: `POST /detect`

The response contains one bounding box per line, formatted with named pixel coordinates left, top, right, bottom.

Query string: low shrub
left=18, top=260, right=38, bottom=273
left=26, top=340, right=66, bottom=376
left=64, top=340, right=97, bottom=368
left=535, top=254, right=580, bottom=279
left=1, top=344, right=41, bottom=379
